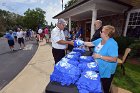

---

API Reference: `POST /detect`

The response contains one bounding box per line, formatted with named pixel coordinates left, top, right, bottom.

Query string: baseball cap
left=57, top=18, right=67, bottom=26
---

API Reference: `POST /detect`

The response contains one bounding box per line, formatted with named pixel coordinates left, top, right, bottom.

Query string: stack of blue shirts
left=61, top=57, right=79, bottom=66
left=76, top=71, right=102, bottom=93
left=78, top=62, right=99, bottom=72
left=79, top=56, right=95, bottom=63
left=65, top=54, right=79, bottom=61
left=50, top=61, right=81, bottom=86
left=68, top=51, right=81, bottom=57
left=74, top=39, right=84, bottom=47
left=72, top=48, right=85, bottom=54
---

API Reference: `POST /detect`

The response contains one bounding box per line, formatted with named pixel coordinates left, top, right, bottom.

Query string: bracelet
left=100, top=55, right=103, bottom=59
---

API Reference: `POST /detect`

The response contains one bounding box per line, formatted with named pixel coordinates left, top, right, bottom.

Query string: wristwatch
left=100, top=55, right=103, bottom=59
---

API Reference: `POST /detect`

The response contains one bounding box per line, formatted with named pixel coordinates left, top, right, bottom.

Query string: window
left=126, top=9, right=140, bottom=38
left=128, top=11, right=140, bottom=26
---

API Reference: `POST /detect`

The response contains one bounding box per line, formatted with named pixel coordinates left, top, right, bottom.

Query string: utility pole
left=62, top=0, right=63, bottom=11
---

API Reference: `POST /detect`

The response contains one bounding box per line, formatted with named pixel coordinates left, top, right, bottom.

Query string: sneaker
left=19, top=48, right=22, bottom=50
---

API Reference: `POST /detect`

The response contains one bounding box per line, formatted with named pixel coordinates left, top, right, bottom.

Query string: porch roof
left=53, top=0, right=132, bottom=20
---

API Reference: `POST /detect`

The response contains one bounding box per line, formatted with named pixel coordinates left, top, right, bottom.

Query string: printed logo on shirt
left=84, top=71, right=98, bottom=80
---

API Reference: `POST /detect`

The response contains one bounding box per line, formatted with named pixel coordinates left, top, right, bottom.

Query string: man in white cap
left=51, top=18, right=73, bottom=64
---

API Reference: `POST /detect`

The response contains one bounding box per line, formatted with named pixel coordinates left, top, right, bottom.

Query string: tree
left=23, top=8, right=46, bottom=30
left=64, top=0, right=77, bottom=9
left=0, top=9, right=24, bottom=33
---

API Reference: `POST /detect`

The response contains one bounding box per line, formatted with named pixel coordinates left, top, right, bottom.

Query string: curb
left=0, top=43, right=40, bottom=93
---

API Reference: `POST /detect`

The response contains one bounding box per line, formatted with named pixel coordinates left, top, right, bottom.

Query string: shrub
left=0, top=33, right=3, bottom=37
left=129, top=42, right=140, bottom=57
left=114, top=36, right=136, bottom=54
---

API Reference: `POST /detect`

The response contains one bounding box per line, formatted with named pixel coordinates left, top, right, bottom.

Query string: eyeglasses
left=61, top=24, right=66, bottom=27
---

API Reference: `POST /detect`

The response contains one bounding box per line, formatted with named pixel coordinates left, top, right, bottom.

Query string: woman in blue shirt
left=84, top=25, right=118, bottom=93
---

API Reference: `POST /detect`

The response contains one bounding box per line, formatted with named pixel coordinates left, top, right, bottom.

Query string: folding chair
left=117, top=48, right=131, bottom=75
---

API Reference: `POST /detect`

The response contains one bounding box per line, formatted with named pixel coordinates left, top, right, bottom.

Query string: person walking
left=16, top=28, right=25, bottom=49
left=51, top=18, right=73, bottom=64
left=4, top=30, right=15, bottom=51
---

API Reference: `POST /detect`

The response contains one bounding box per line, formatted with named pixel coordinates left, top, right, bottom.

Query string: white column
left=68, top=17, right=71, bottom=31
left=123, top=12, right=130, bottom=36
left=91, top=9, right=97, bottom=39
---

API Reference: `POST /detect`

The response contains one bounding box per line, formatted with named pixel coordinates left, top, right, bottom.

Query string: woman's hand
left=84, top=42, right=94, bottom=47
left=92, top=53, right=117, bottom=62
left=92, top=53, right=101, bottom=59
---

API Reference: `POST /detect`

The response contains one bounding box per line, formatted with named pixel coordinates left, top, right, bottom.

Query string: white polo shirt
left=17, top=31, right=24, bottom=38
left=51, top=26, right=66, bottom=49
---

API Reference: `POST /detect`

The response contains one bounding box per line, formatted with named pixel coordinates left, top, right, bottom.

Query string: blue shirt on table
left=92, top=38, right=118, bottom=78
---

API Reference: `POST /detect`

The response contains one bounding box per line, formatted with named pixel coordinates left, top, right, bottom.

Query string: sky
left=0, top=0, right=70, bottom=25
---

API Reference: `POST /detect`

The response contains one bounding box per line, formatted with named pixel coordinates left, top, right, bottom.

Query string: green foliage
left=0, top=33, right=3, bottom=37
left=114, top=36, right=136, bottom=54
left=71, top=21, right=77, bottom=28
left=64, top=0, right=78, bottom=9
left=23, top=8, right=46, bottom=30
left=113, top=62, right=140, bottom=93
left=0, top=8, right=48, bottom=32
left=0, top=9, right=24, bottom=33
left=129, top=41, right=140, bottom=57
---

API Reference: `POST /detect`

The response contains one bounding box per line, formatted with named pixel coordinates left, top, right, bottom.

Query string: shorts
left=45, top=34, right=49, bottom=39
left=39, top=33, right=44, bottom=37
left=18, top=37, right=24, bottom=44
left=14, top=36, right=17, bottom=39
left=8, top=40, right=14, bottom=46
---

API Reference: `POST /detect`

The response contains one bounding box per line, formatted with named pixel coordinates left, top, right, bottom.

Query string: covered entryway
left=53, top=0, right=131, bottom=39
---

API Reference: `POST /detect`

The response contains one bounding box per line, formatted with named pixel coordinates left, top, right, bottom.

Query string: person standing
left=16, top=28, right=25, bottom=49
left=51, top=18, right=73, bottom=64
left=75, top=26, right=83, bottom=40
left=63, top=27, right=70, bottom=41
left=84, top=25, right=118, bottom=93
left=38, top=28, right=44, bottom=41
left=44, top=26, right=49, bottom=43
left=12, top=30, right=17, bottom=42
left=91, top=20, right=102, bottom=41
left=26, top=29, right=31, bottom=41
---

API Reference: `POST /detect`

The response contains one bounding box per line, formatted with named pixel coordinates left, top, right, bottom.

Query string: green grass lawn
left=113, top=62, right=140, bottom=93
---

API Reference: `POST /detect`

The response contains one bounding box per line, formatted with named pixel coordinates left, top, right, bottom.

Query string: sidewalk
left=0, top=40, right=132, bottom=93
left=0, top=41, right=54, bottom=93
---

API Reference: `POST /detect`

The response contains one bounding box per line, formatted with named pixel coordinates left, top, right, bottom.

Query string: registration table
left=45, top=82, right=79, bottom=93
left=45, top=49, right=103, bottom=93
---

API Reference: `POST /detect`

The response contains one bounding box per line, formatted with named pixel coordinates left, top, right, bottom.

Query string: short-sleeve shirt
left=75, top=28, right=82, bottom=39
left=92, top=38, right=118, bottom=78
left=12, top=32, right=17, bottom=36
left=38, top=29, right=43, bottom=34
left=44, top=28, right=49, bottom=34
left=51, top=26, right=66, bottom=49
left=4, top=33, right=14, bottom=40
left=17, top=31, right=24, bottom=38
